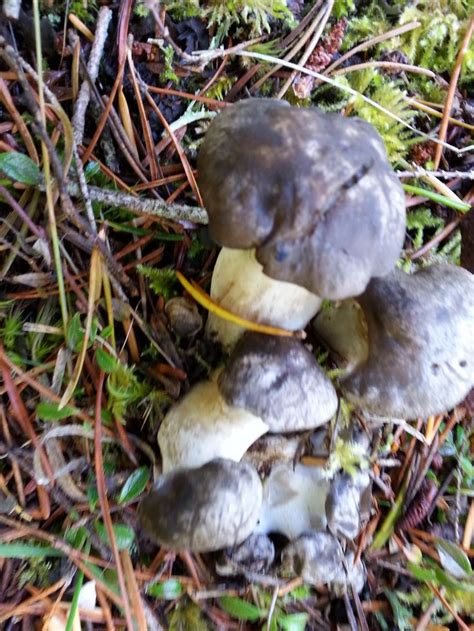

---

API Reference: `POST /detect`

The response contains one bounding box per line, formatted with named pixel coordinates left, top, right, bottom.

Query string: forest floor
left=0, top=0, right=473, bottom=629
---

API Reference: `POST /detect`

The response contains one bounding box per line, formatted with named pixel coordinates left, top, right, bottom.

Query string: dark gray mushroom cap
left=198, top=99, right=406, bottom=300
left=138, top=459, right=262, bottom=552
left=342, top=264, right=474, bottom=417
left=218, top=332, right=338, bottom=432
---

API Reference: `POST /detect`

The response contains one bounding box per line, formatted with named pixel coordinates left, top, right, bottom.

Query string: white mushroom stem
left=158, top=378, right=268, bottom=473
left=254, top=463, right=330, bottom=540
left=206, top=248, right=322, bottom=349
left=313, top=299, right=368, bottom=371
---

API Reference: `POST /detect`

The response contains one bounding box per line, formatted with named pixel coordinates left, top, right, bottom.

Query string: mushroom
left=281, top=531, right=343, bottom=584
left=158, top=332, right=337, bottom=472
left=340, top=264, right=474, bottom=417
left=206, top=247, right=321, bottom=348
left=158, top=378, right=268, bottom=473
left=281, top=531, right=366, bottom=594
left=331, top=550, right=366, bottom=596
left=218, top=332, right=338, bottom=433
left=138, top=458, right=262, bottom=552
left=325, top=470, right=371, bottom=539
left=216, top=533, right=275, bottom=577
left=198, top=99, right=406, bottom=305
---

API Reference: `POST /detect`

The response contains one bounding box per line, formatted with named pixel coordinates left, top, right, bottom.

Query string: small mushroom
left=158, top=378, right=268, bottom=473
left=325, top=471, right=371, bottom=539
left=341, top=264, right=474, bottom=417
left=219, top=332, right=338, bottom=433
left=198, top=99, right=406, bottom=301
left=330, top=550, right=367, bottom=596
left=206, top=247, right=321, bottom=348
left=159, top=333, right=337, bottom=472
left=254, top=463, right=329, bottom=539
left=138, top=458, right=262, bottom=552
left=216, top=533, right=275, bottom=577
left=282, top=532, right=366, bottom=595
left=165, top=297, right=203, bottom=337
left=281, top=531, right=343, bottom=584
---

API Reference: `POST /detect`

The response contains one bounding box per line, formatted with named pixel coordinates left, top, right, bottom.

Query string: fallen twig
left=67, top=182, right=208, bottom=224
left=72, top=7, right=112, bottom=145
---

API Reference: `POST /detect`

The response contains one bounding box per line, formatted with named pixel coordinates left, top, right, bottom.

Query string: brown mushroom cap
left=218, top=332, right=338, bottom=432
left=342, top=264, right=474, bottom=417
left=138, top=459, right=262, bottom=552
left=198, top=99, right=406, bottom=300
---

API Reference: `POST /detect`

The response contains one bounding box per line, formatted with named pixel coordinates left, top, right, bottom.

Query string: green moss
left=163, top=0, right=295, bottom=41
left=343, top=0, right=474, bottom=83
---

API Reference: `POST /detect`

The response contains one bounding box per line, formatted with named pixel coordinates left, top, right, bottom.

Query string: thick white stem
left=158, top=378, right=268, bottom=473
left=206, top=248, right=322, bottom=349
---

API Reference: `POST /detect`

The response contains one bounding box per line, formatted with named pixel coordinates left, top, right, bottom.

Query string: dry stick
left=434, top=16, right=474, bottom=169
left=0, top=185, right=47, bottom=242
left=397, top=168, right=474, bottom=179
left=72, top=6, right=112, bottom=145
left=146, top=85, right=228, bottom=108
left=323, top=20, right=422, bottom=75
left=236, top=50, right=464, bottom=153
left=67, top=183, right=208, bottom=224
left=81, top=54, right=127, bottom=164
left=126, top=43, right=160, bottom=182
left=0, top=516, right=125, bottom=609
left=428, top=583, right=470, bottom=631
left=409, top=219, right=461, bottom=260
left=120, top=550, right=148, bottom=631
left=406, top=97, right=474, bottom=132
left=331, top=60, right=436, bottom=79
left=0, top=579, right=66, bottom=624
left=277, top=0, right=334, bottom=99
left=251, top=0, right=327, bottom=93
left=0, top=77, right=39, bottom=162
left=463, top=499, right=474, bottom=550
left=94, top=372, right=135, bottom=631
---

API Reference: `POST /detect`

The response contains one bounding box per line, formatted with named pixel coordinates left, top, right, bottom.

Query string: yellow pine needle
left=68, top=14, right=94, bottom=42
left=175, top=271, right=305, bottom=339
left=59, top=244, right=102, bottom=409
left=118, top=86, right=139, bottom=158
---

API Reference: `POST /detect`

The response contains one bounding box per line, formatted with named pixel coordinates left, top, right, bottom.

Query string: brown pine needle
left=434, top=17, right=474, bottom=169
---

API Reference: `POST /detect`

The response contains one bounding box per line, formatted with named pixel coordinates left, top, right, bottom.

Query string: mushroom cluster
left=139, top=99, right=474, bottom=595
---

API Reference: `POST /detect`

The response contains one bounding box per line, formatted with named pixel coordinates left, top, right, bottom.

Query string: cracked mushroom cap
left=218, top=332, right=338, bottom=433
left=158, top=379, right=268, bottom=473
left=198, top=99, right=406, bottom=300
left=342, top=264, right=474, bottom=417
left=138, top=458, right=263, bottom=552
